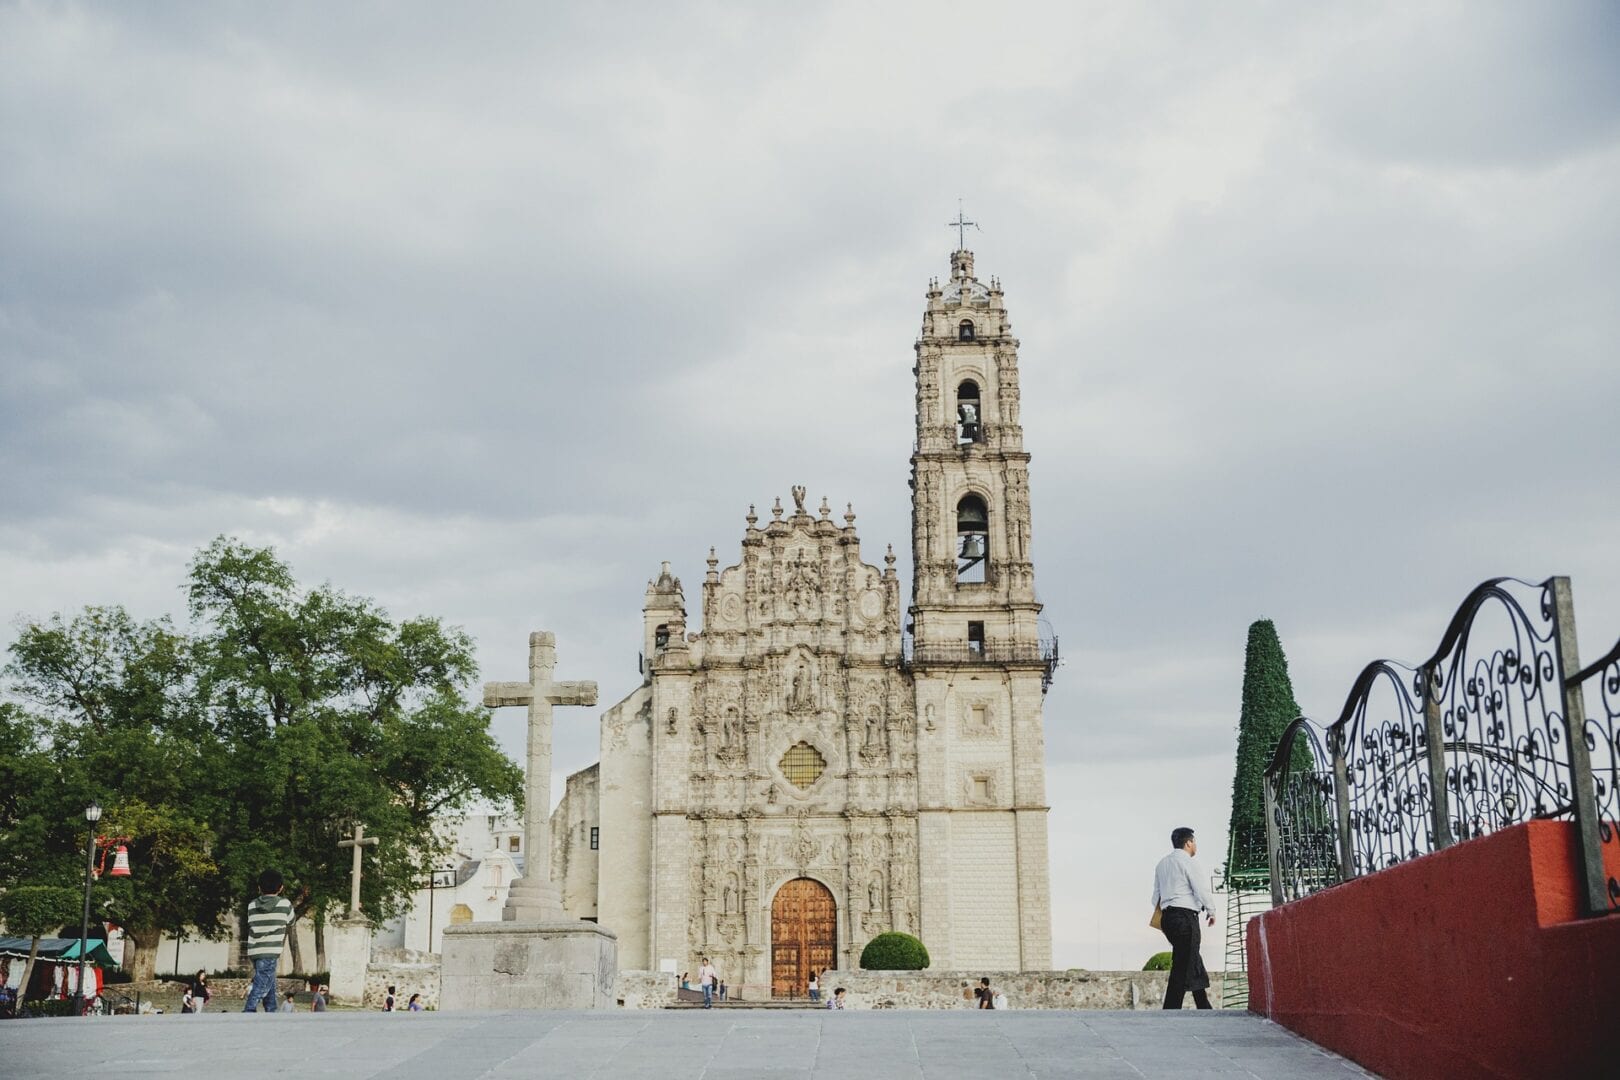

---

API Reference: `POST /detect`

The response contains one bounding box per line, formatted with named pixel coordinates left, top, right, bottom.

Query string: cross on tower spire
left=948, top=200, right=979, bottom=250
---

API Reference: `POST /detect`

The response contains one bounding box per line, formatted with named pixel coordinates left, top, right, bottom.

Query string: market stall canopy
left=0, top=937, right=119, bottom=967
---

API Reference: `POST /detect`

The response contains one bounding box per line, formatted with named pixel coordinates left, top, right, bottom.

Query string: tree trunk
left=124, top=924, right=161, bottom=983
left=314, top=916, right=327, bottom=975
left=18, top=936, right=41, bottom=1006
left=287, top=915, right=305, bottom=976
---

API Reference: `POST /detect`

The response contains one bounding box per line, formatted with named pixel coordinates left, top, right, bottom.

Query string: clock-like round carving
left=721, top=593, right=744, bottom=624
left=859, top=590, right=882, bottom=620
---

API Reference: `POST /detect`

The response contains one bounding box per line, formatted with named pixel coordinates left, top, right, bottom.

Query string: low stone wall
left=364, top=946, right=440, bottom=1009
left=614, top=970, right=677, bottom=1009
left=815, top=969, right=1228, bottom=1010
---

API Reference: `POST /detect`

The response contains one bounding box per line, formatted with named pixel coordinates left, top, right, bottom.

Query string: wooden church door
left=771, top=877, right=837, bottom=998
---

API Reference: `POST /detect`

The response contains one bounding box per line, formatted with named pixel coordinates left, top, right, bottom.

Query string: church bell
left=959, top=534, right=986, bottom=561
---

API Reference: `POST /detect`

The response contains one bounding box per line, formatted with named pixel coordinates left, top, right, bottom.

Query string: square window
left=973, top=777, right=991, bottom=801
left=590, top=827, right=600, bottom=850
left=971, top=705, right=987, bottom=729
left=508, top=836, right=520, bottom=852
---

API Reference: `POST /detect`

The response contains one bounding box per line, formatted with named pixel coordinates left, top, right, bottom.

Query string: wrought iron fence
left=901, top=638, right=1060, bottom=691
left=1264, top=576, right=1620, bottom=916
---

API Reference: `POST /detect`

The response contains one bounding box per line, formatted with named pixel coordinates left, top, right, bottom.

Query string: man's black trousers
left=1159, top=906, right=1212, bottom=1009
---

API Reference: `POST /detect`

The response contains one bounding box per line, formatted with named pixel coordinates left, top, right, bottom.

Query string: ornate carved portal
left=770, top=878, right=837, bottom=999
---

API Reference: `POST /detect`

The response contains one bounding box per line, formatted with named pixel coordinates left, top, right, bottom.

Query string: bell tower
left=908, top=242, right=1053, bottom=970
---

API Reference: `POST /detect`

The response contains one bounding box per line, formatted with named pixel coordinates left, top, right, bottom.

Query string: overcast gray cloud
left=4, top=0, right=1618, bottom=970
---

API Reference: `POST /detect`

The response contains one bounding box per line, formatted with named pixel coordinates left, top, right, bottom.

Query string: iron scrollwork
left=1573, top=637, right=1620, bottom=911
left=1337, top=661, right=1435, bottom=875
left=1265, top=718, right=1340, bottom=903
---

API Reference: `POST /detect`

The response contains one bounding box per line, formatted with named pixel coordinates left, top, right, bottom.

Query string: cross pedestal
left=439, top=630, right=618, bottom=1010
left=328, top=823, right=379, bottom=1005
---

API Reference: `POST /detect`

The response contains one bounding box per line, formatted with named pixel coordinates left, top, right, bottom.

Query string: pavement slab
left=0, top=1009, right=1376, bottom=1079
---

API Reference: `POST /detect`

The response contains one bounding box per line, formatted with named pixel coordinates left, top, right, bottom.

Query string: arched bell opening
left=956, top=380, right=982, bottom=444
left=956, top=494, right=989, bottom=584
left=958, top=319, right=975, bottom=341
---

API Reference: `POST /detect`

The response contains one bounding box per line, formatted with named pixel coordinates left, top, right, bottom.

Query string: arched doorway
left=771, top=877, right=837, bottom=998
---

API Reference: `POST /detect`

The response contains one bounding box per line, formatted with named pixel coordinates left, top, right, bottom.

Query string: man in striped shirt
left=243, top=869, right=295, bottom=1013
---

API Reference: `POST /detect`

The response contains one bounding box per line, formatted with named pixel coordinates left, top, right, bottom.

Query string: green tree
left=4, top=608, right=228, bottom=981
left=186, top=538, right=524, bottom=971
left=0, top=885, right=83, bottom=1004
left=1226, top=619, right=1305, bottom=879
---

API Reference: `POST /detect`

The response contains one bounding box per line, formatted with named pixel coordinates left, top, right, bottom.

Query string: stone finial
left=844, top=503, right=856, bottom=528
left=707, top=546, right=719, bottom=571
left=885, top=544, right=896, bottom=568
left=819, top=496, right=831, bottom=519
left=772, top=497, right=784, bottom=520
left=746, top=504, right=758, bottom=529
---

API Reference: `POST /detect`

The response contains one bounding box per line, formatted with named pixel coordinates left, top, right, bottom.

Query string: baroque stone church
left=548, top=247, right=1057, bottom=996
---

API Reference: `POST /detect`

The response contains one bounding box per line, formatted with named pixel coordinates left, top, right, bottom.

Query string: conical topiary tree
left=1226, top=619, right=1303, bottom=879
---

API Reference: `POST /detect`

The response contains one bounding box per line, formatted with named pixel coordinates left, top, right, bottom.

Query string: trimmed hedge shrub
left=859, top=931, right=930, bottom=970
left=1143, top=951, right=1173, bottom=971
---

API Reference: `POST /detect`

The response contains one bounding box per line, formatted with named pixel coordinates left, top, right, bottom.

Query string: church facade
left=549, top=248, right=1056, bottom=995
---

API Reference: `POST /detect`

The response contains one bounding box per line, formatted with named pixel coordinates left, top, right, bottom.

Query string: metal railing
left=1264, top=576, right=1620, bottom=916
left=900, top=637, right=1060, bottom=691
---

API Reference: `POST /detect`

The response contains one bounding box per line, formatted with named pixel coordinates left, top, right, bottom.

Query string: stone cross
left=483, top=630, right=597, bottom=921
left=336, top=823, right=379, bottom=916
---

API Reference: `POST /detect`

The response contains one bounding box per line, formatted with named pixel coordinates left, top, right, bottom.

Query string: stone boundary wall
left=614, top=970, right=677, bottom=1009
left=815, top=969, right=1228, bottom=1010
left=605, top=969, right=1226, bottom=1010
left=363, top=946, right=440, bottom=1009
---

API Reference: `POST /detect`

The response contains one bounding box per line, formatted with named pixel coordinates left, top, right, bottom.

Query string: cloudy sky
left=4, top=2, right=1618, bottom=971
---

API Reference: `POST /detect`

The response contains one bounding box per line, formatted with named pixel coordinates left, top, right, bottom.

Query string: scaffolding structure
left=1217, top=827, right=1272, bottom=1010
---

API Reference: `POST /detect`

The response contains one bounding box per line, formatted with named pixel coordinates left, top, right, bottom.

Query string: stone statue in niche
left=869, top=877, right=883, bottom=911
left=788, top=662, right=814, bottom=712
left=667, top=708, right=678, bottom=735
left=723, top=707, right=743, bottom=748
left=724, top=879, right=738, bottom=915
left=864, top=705, right=884, bottom=749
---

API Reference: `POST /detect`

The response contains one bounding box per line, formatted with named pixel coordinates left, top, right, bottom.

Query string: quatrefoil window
left=780, top=741, right=827, bottom=789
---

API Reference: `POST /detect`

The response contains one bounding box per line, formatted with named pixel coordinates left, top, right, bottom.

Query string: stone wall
left=363, top=947, right=440, bottom=1009
left=814, top=969, right=1228, bottom=1010
left=614, top=969, right=677, bottom=1009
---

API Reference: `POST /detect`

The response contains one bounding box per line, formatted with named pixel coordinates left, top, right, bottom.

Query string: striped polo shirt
left=245, top=894, right=295, bottom=960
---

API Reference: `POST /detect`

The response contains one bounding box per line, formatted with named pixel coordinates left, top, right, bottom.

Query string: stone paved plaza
left=3, top=1009, right=1372, bottom=1079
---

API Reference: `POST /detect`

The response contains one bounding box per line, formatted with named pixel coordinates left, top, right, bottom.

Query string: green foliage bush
left=1143, top=951, right=1173, bottom=971
left=859, top=931, right=930, bottom=970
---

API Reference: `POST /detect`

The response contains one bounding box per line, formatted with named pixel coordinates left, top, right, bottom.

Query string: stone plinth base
left=439, top=920, right=617, bottom=1010
left=325, top=915, right=372, bottom=1005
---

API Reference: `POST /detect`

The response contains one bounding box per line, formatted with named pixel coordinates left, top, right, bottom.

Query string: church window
left=508, top=836, right=520, bottom=852
left=780, top=741, right=827, bottom=789
left=590, top=827, right=599, bottom=850
left=959, top=319, right=975, bottom=341
left=956, top=381, right=982, bottom=444
left=655, top=624, right=670, bottom=650
left=967, top=621, right=985, bottom=657
left=956, top=495, right=989, bottom=583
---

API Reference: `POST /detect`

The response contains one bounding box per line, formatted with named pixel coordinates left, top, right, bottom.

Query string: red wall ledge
left=1247, top=820, right=1620, bottom=1080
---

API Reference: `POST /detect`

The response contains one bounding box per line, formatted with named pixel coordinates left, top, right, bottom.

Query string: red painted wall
left=1247, top=821, right=1620, bottom=1080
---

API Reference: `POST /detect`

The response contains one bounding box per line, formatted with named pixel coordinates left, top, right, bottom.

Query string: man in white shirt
left=1151, top=826, right=1218, bottom=1009
left=698, top=958, right=717, bottom=1009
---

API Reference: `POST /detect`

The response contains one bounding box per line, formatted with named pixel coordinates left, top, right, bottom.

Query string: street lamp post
left=77, top=802, right=101, bottom=1017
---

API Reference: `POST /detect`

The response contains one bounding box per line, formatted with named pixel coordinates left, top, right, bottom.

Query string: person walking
left=406, top=993, right=424, bottom=1012
left=310, top=984, right=327, bottom=1012
left=698, top=958, right=717, bottom=1009
left=976, top=977, right=995, bottom=1009
left=384, top=984, right=397, bottom=1011
left=807, top=971, right=820, bottom=1002
left=242, top=870, right=294, bottom=1014
left=279, top=990, right=296, bottom=1013
left=1151, top=826, right=1218, bottom=1009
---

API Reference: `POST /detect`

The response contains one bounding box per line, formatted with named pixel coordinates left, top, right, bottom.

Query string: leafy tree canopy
left=859, top=931, right=930, bottom=970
